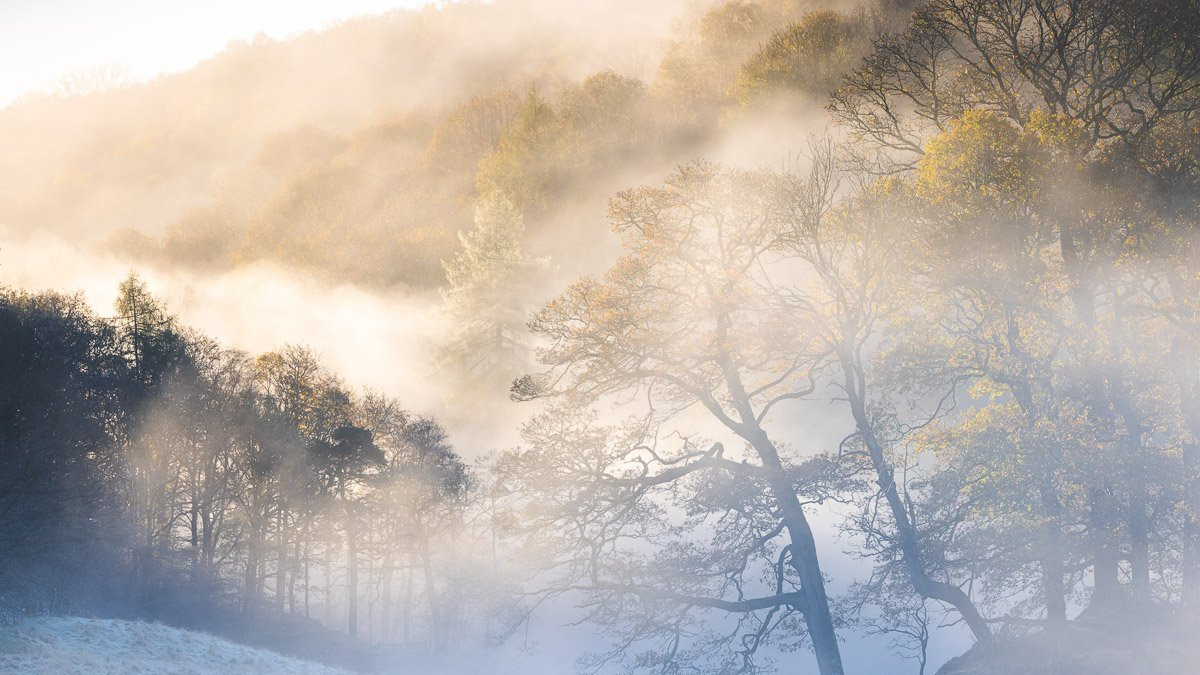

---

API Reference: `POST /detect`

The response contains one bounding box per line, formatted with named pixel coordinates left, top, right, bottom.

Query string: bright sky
left=0, top=0, right=441, bottom=108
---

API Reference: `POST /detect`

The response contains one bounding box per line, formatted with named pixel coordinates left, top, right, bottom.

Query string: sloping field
left=0, top=616, right=354, bottom=675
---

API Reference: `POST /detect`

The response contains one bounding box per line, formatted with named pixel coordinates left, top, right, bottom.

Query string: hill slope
left=0, top=0, right=871, bottom=291
left=0, top=616, right=354, bottom=675
left=937, top=611, right=1200, bottom=675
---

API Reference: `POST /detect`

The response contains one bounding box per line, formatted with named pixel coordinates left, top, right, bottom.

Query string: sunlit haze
left=2, top=1, right=1199, bottom=674
left=0, top=0, right=442, bottom=107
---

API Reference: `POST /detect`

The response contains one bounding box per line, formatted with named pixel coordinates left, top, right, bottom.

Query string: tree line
left=0, top=276, right=496, bottom=660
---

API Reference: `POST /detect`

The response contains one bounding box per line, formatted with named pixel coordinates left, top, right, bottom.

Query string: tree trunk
left=1180, top=387, right=1200, bottom=607
left=420, top=536, right=441, bottom=654
left=323, top=559, right=333, bottom=624
left=303, top=535, right=311, bottom=619
left=403, top=562, right=413, bottom=644
left=200, top=510, right=214, bottom=580
left=347, top=512, right=359, bottom=639
left=244, top=541, right=260, bottom=613
left=189, top=493, right=199, bottom=569
left=841, top=359, right=994, bottom=642
left=1129, top=495, right=1151, bottom=599
left=290, top=537, right=301, bottom=614
left=1089, top=485, right=1120, bottom=605
left=1038, top=479, right=1068, bottom=622
left=717, top=337, right=844, bottom=675
left=1126, top=451, right=1151, bottom=601
left=1167, top=277, right=1200, bottom=607
left=380, top=554, right=394, bottom=645
left=1061, top=225, right=1122, bottom=609
left=743, top=426, right=844, bottom=675
left=1113, top=392, right=1152, bottom=601
left=276, top=508, right=288, bottom=612
left=244, top=505, right=263, bottom=613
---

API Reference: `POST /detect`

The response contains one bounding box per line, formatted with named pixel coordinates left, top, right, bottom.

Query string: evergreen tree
left=437, top=191, right=547, bottom=398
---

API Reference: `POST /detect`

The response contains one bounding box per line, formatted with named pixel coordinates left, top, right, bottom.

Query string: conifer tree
left=438, top=191, right=547, bottom=399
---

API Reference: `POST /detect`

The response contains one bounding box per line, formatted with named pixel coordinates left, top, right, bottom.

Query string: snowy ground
left=0, top=616, right=354, bottom=675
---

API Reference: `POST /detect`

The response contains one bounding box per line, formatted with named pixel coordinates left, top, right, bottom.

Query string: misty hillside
left=6, top=0, right=1200, bottom=674
left=0, top=0, right=879, bottom=290
left=0, top=617, right=352, bottom=675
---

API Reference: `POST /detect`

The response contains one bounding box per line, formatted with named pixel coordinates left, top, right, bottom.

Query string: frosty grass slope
left=0, top=616, right=353, bottom=675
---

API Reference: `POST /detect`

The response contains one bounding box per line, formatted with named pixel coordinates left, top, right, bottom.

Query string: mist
left=3, top=0, right=1200, bottom=674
